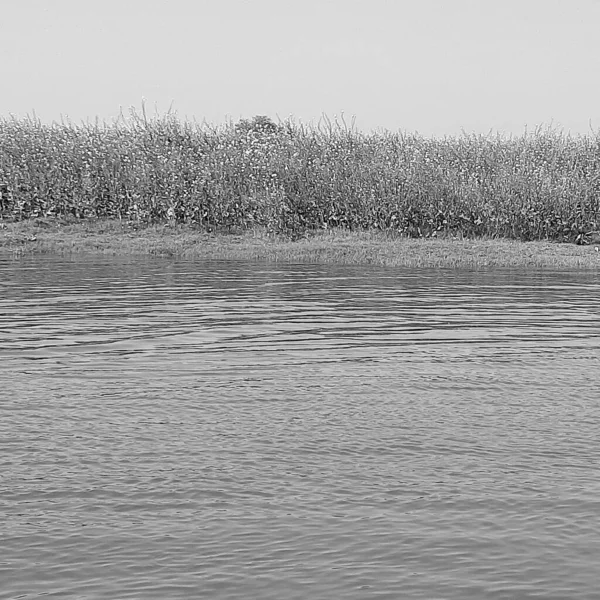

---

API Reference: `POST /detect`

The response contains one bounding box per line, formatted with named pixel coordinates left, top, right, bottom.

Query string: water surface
left=1, top=256, right=599, bottom=599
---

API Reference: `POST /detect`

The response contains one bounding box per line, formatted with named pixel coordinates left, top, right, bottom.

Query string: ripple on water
left=1, top=257, right=599, bottom=599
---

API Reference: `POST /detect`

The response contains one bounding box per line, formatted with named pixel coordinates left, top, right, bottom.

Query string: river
left=1, top=256, right=599, bottom=599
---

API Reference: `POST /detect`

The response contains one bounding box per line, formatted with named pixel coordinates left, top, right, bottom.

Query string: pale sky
left=2, top=0, right=600, bottom=136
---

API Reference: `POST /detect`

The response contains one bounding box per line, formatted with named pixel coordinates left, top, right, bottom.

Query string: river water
left=1, top=256, right=599, bottom=599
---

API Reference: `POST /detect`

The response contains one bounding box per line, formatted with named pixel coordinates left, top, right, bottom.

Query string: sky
left=1, top=0, right=600, bottom=137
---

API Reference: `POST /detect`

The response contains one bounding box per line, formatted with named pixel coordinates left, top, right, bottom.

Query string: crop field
left=1, top=111, right=600, bottom=242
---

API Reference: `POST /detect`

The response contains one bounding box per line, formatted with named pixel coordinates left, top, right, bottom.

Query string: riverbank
left=1, top=218, right=599, bottom=269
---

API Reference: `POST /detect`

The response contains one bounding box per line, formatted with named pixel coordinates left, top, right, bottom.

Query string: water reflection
left=1, top=256, right=599, bottom=600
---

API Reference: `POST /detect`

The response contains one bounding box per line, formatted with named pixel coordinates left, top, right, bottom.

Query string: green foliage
left=1, top=111, right=600, bottom=241
left=234, top=115, right=281, bottom=135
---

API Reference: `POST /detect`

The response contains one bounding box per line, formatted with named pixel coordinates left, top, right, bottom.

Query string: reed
left=1, top=111, right=599, bottom=242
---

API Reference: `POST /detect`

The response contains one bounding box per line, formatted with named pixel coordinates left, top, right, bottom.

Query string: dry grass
left=2, top=218, right=599, bottom=270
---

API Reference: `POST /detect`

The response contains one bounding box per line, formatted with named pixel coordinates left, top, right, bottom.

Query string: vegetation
left=1, top=110, right=600, bottom=243
left=2, top=218, right=599, bottom=269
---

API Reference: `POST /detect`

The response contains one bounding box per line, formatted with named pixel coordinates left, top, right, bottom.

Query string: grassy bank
left=2, top=218, right=599, bottom=269
left=1, top=112, right=600, bottom=242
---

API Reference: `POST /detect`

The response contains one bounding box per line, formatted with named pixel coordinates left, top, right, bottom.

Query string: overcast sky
left=1, top=0, right=600, bottom=136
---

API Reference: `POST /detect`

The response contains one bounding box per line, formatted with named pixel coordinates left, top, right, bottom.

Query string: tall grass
left=1, top=110, right=600, bottom=241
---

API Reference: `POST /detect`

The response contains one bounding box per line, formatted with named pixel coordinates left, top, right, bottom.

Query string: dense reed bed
left=1, top=111, right=600, bottom=242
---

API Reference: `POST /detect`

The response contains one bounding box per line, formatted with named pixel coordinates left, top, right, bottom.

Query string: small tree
left=235, top=115, right=280, bottom=135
